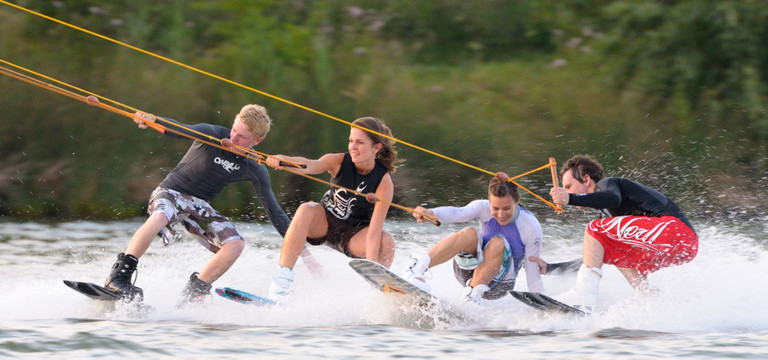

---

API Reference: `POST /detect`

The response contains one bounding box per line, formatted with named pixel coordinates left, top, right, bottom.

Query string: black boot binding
left=178, top=272, right=212, bottom=306
left=104, top=253, right=144, bottom=301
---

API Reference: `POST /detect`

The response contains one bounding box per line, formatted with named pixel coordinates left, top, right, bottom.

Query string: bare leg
left=582, top=233, right=604, bottom=269
left=426, top=227, right=478, bottom=267
left=469, top=236, right=504, bottom=288
left=125, top=212, right=168, bottom=258
left=279, top=202, right=328, bottom=269
left=586, top=231, right=654, bottom=294
left=197, top=239, right=245, bottom=284
left=346, top=229, right=396, bottom=268
left=617, top=267, right=648, bottom=289
left=299, top=248, right=324, bottom=278
left=377, top=231, right=395, bottom=268
left=573, top=231, right=605, bottom=309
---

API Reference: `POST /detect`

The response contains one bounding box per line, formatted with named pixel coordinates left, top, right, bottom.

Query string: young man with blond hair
left=102, top=104, right=291, bottom=305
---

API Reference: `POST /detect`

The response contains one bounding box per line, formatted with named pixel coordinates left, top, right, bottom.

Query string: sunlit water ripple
left=0, top=218, right=766, bottom=359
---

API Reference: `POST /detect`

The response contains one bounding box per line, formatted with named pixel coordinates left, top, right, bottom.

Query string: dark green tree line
left=1, top=0, right=766, bottom=220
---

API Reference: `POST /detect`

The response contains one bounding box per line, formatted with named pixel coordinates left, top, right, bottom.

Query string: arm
left=266, top=153, right=343, bottom=176
left=365, top=172, right=393, bottom=263
left=522, top=221, right=544, bottom=293
left=249, top=165, right=291, bottom=236
left=428, top=200, right=490, bottom=224
left=567, top=178, right=622, bottom=209
left=527, top=256, right=583, bottom=275
left=411, top=206, right=434, bottom=223
left=132, top=112, right=221, bottom=140
left=250, top=162, right=324, bottom=278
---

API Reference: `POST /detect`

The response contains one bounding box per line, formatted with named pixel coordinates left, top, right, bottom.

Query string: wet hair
left=352, top=117, right=403, bottom=173
left=561, top=154, right=605, bottom=184
left=238, top=104, right=272, bottom=138
left=488, top=176, right=520, bottom=202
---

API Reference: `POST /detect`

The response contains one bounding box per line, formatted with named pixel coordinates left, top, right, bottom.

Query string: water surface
left=0, top=218, right=766, bottom=359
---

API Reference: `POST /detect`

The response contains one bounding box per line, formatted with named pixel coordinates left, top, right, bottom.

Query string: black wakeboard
left=64, top=280, right=123, bottom=301
left=510, top=291, right=586, bottom=315
left=544, top=258, right=582, bottom=275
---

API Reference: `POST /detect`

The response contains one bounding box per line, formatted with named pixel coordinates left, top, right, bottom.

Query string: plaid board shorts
left=148, top=187, right=243, bottom=253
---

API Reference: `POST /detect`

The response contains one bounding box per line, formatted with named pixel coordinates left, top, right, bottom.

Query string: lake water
left=0, top=217, right=766, bottom=359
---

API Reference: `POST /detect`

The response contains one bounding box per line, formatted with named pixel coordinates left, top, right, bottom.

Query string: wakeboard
left=349, top=259, right=436, bottom=305
left=215, top=287, right=276, bottom=306
left=63, top=280, right=124, bottom=301
left=63, top=280, right=153, bottom=315
left=510, top=291, right=586, bottom=315
left=349, top=259, right=468, bottom=327
left=544, top=258, right=582, bottom=275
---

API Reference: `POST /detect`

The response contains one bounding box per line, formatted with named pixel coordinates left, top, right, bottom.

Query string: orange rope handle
left=549, top=157, right=563, bottom=214
left=225, top=144, right=307, bottom=169
left=505, top=177, right=561, bottom=213
left=502, top=165, right=567, bottom=212
left=388, top=202, right=441, bottom=226
left=272, top=166, right=441, bottom=226
left=498, top=159, right=563, bottom=213
left=509, top=162, right=553, bottom=181
left=91, top=104, right=308, bottom=170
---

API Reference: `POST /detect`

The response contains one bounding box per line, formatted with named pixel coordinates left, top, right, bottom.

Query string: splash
left=0, top=219, right=765, bottom=334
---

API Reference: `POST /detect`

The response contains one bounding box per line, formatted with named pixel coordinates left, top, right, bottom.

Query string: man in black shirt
left=549, top=155, right=698, bottom=311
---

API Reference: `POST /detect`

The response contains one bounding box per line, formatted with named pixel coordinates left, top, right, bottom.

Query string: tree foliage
left=598, top=0, right=768, bottom=166
left=1, top=0, right=767, bottom=219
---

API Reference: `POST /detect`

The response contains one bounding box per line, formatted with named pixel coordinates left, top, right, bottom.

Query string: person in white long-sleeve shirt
left=401, top=173, right=543, bottom=307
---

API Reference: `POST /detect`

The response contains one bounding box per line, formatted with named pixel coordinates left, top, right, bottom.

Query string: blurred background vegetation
left=1, top=0, right=767, bottom=224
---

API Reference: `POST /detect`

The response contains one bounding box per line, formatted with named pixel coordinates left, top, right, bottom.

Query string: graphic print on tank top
left=320, top=153, right=387, bottom=226
left=323, top=182, right=368, bottom=221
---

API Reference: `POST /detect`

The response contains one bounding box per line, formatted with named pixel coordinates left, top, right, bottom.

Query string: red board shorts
left=586, top=215, right=698, bottom=275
